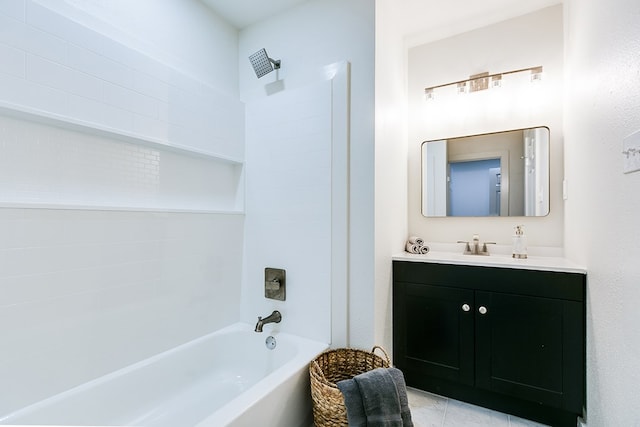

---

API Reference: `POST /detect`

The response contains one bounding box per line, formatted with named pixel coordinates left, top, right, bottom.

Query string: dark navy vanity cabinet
left=393, top=260, right=586, bottom=427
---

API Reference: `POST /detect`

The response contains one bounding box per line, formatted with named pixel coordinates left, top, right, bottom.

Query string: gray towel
left=388, top=367, right=413, bottom=426
left=337, top=378, right=367, bottom=427
left=337, top=367, right=413, bottom=427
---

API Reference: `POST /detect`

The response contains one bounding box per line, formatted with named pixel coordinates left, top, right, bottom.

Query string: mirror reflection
left=421, top=127, right=549, bottom=217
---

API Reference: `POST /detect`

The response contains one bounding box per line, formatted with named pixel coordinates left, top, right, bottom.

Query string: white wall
left=0, top=0, right=244, bottom=415
left=239, top=0, right=375, bottom=348
left=374, top=0, right=410, bottom=354
left=563, top=0, right=640, bottom=424
left=407, top=6, right=564, bottom=249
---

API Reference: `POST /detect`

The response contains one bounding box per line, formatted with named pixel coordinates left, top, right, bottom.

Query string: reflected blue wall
left=449, top=159, right=500, bottom=216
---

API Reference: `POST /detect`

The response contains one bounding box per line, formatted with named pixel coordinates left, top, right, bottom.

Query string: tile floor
left=407, top=387, right=549, bottom=427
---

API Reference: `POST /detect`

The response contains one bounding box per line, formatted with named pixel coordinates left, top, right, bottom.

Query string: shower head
left=249, top=48, right=281, bottom=78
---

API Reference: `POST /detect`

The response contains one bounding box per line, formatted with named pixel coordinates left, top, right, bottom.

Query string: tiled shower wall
left=0, top=0, right=244, bottom=158
left=243, top=81, right=332, bottom=344
left=0, top=115, right=243, bottom=211
left=0, top=210, right=244, bottom=415
left=0, top=1, right=245, bottom=416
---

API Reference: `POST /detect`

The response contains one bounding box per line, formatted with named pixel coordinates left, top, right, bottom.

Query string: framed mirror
left=421, top=127, right=549, bottom=217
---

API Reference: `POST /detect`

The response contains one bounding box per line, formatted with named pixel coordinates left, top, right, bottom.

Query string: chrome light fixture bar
left=424, top=66, right=543, bottom=99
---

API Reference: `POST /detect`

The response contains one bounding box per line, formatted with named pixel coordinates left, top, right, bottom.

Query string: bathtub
left=1, top=323, right=328, bottom=427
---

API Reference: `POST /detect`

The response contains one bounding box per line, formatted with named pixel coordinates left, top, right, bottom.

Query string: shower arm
left=269, top=58, right=281, bottom=69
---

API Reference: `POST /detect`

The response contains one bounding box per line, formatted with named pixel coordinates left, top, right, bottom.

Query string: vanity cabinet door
left=475, top=291, right=584, bottom=413
left=394, top=282, right=475, bottom=386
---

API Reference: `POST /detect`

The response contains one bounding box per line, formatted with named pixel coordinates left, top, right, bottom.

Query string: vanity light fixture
left=491, top=74, right=502, bottom=88
left=424, top=65, right=543, bottom=100
left=425, top=88, right=434, bottom=100
left=530, top=66, right=543, bottom=82
left=469, top=72, right=489, bottom=92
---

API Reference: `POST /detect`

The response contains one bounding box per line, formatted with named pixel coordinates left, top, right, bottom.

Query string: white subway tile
left=166, top=84, right=193, bottom=111
left=133, top=114, right=169, bottom=141
left=0, top=247, right=55, bottom=278
left=26, top=54, right=102, bottom=100
left=158, top=101, right=190, bottom=127
left=120, top=47, right=173, bottom=83
left=184, top=99, right=213, bottom=126
left=157, top=101, right=169, bottom=123
left=210, top=101, right=245, bottom=143
left=0, top=14, right=68, bottom=64
left=26, top=1, right=68, bottom=34
left=0, top=213, right=77, bottom=250
left=26, top=1, right=106, bottom=53
left=0, top=0, right=25, bottom=22
left=26, top=1, right=156, bottom=82
left=0, top=42, right=25, bottom=77
left=102, top=81, right=159, bottom=118
left=0, top=68, right=23, bottom=102
left=166, top=123, right=207, bottom=151
left=132, top=71, right=171, bottom=103
left=0, top=72, right=69, bottom=116
left=167, top=68, right=207, bottom=98
left=0, top=295, right=100, bottom=394
left=67, top=43, right=133, bottom=88
left=68, top=93, right=134, bottom=132
left=0, top=259, right=164, bottom=308
left=24, top=0, right=185, bottom=94
left=98, top=36, right=147, bottom=68
left=159, top=91, right=221, bottom=131
left=81, top=32, right=142, bottom=77
left=25, top=28, right=68, bottom=65
left=0, top=205, right=244, bottom=415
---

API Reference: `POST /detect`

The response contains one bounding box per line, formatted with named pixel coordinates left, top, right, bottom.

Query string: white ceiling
left=201, top=0, right=562, bottom=44
left=200, top=0, right=312, bottom=29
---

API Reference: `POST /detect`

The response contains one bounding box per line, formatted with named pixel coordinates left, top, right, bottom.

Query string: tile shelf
left=0, top=101, right=244, bottom=165
left=0, top=201, right=245, bottom=215
left=0, top=101, right=245, bottom=214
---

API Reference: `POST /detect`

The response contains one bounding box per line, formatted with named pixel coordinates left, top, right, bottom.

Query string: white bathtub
left=0, top=323, right=328, bottom=427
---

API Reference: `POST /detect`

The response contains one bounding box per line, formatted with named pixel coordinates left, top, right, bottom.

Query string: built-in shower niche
left=0, top=112, right=244, bottom=214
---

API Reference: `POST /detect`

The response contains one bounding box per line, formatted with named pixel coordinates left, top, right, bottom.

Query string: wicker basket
left=309, top=346, right=390, bottom=427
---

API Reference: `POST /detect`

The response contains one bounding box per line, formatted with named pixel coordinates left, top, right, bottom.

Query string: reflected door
left=449, top=158, right=500, bottom=216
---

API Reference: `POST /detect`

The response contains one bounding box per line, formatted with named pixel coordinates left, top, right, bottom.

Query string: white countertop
left=393, top=251, right=587, bottom=274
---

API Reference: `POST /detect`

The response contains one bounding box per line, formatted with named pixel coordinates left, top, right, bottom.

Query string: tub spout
left=255, top=310, right=281, bottom=332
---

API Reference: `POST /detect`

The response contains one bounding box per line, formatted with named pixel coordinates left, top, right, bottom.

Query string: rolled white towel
left=405, top=242, right=420, bottom=254
left=408, top=236, right=424, bottom=246
left=406, top=242, right=430, bottom=255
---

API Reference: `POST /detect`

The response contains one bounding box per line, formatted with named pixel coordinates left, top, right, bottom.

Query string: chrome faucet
left=255, top=310, right=282, bottom=332
left=458, top=234, right=496, bottom=256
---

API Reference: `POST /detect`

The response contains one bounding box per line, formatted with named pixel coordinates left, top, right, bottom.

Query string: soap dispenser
left=512, top=225, right=528, bottom=259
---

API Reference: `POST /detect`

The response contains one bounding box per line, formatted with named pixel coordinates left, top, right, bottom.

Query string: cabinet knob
left=478, top=306, right=488, bottom=315
left=462, top=303, right=471, bottom=312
